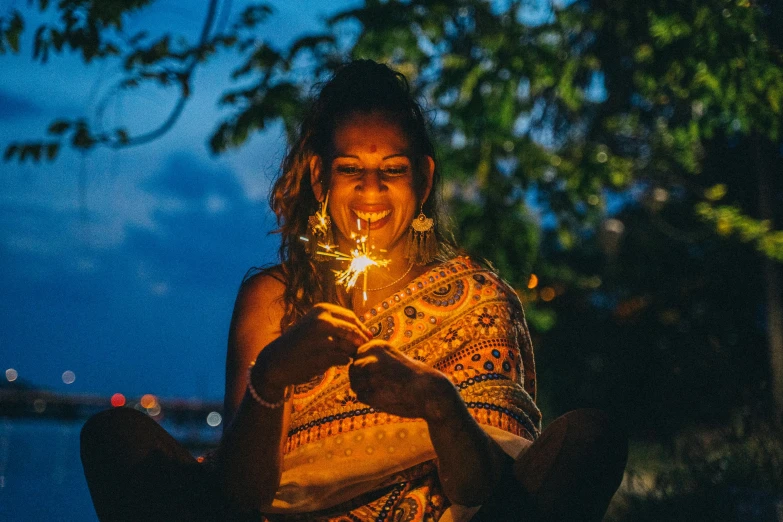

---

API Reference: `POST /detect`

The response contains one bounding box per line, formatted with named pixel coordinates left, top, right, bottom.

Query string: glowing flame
left=302, top=217, right=390, bottom=301
left=335, top=251, right=387, bottom=290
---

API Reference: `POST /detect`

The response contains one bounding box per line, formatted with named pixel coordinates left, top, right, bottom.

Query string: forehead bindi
left=333, top=115, right=409, bottom=154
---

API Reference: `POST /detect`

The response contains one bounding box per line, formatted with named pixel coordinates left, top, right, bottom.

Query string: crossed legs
left=474, top=408, right=629, bottom=521
left=81, top=408, right=627, bottom=521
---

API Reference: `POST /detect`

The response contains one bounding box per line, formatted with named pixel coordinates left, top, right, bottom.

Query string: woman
left=81, top=60, right=627, bottom=522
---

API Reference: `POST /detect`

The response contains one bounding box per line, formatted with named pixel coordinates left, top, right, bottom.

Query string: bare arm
left=215, top=273, right=372, bottom=511
left=215, top=273, right=291, bottom=510
left=348, top=342, right=512, bottom=507
left=423, top=377, right=513, bottom=506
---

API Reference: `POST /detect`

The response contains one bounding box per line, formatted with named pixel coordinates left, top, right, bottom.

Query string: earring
left=405, top=208, right=437, bottom=265
left=306, top=192, right=334, bottom=261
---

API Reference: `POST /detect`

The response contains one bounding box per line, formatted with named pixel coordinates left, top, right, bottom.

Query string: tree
left=3, top=0, right=782, bottom=427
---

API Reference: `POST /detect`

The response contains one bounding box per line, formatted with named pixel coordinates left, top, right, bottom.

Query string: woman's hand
left=348, top=340, right=458, bottom=421
left=258, top=303, right=373, bottom=390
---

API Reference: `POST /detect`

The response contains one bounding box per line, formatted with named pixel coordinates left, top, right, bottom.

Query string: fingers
left=325, top=336, right=360, bottom=362
left=351, top=354, right=380, bottom=368
left=328, top=317, right=371, bottom=353
left=313, top=302, right=374, bottom=339
left=355, top=339, right=393, bottom=357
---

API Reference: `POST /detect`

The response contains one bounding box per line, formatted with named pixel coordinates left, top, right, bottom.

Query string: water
left=0, top=418, right=220, bottom=521
left=0, top=419, right=95, bottom=521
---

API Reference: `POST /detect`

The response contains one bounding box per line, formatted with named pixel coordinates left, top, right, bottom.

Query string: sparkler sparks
left=308, top=193, right=331, bottom=237
left=302, top=217, right=391, bottom=301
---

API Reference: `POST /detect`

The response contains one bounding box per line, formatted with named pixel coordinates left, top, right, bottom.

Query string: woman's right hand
left=255, top=303, right=373, bottom=390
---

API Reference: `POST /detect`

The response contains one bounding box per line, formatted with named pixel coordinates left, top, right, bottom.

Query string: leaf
left=288, top=34, right=335, bottom=59
left=33, top=25, right=47, bottom=61
left=19, top=144, right=43, bottom=162
left=236, top=4, right=274, bottom=29
left=115, top=129, right=129, bottom=144
left=6, top=11, right=23, bottom=53
left=704, top=184, right=727, bottom=201
left=3, top=144, right=18, bottom=161
left=45, top=142, right=59, bottom=161
left=460, top=63, right=484, bottom=103
left=72, top=124, right=97, bottom=150
left=47, top=120, right=71, bottom=135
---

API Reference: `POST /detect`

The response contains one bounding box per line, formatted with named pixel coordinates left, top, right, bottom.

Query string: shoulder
left=233, top=265, right=287, bottom=325
left=443, top=255, right=525, bottom=308
left=438, top=255, right=508, bottom=287
left=239, top=265, right=286, bottom=298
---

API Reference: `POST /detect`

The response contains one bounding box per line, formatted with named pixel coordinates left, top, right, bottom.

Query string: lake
left=0, top=417, right=220, bottom=521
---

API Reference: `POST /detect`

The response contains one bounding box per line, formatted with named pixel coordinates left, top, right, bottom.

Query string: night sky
left=1, top=1, right=357, bottom=401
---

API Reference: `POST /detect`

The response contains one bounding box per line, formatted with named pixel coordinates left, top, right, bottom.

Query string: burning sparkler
left=301, top=218, right=390, bottom=301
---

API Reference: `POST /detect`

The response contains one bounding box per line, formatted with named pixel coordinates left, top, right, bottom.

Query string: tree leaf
left=47, top=120, right=71, bottom=135
left=45, top=142, right=59, bottom=160
left=3, top=144, right=18, bottom=161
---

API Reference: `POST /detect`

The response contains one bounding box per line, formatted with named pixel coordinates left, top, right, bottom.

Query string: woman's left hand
left=348, top=340, right=457, bottom=420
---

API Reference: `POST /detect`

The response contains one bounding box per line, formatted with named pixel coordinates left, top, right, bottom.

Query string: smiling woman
left=310, top=111, right=435, bottom=311
left=79, top=60, right=628, bottom=522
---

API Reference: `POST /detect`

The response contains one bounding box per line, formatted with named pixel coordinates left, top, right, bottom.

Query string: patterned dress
left=262, top=257, right=541, bottom=522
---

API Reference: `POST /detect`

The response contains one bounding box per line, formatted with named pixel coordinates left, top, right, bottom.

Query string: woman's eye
left=335, top=165, right=362, bottom=175
left=382, top=166, right=409, bottom=176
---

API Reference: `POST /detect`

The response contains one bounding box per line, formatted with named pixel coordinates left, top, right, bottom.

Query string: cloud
left=0, top=151, right=279, bottom=399
left=142, top=152, right=245, bottom=203
left=0, top=89, right=42, bottom=120
left=130, top=151, right=278, bottom=288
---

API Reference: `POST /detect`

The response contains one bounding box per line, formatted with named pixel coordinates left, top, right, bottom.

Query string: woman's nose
left=355, top=169, right=387, bottom=193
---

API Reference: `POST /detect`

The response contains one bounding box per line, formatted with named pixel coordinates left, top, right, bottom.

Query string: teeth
left=354, top=210, right=391, bottom=221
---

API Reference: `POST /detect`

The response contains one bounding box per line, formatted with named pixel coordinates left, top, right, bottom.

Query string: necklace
left=366, top=262, right=415, bottom=292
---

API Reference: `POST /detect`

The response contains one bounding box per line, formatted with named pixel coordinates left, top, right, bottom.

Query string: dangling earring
left=405, top=207, right=437, bottom=265
left=306, top=192, right=334, bottom=261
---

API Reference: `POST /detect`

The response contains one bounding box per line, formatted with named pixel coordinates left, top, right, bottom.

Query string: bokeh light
left=206, top=412, right=222, bottom=427
left=61, top=370, right=75, bottom=384
left=140, top=394, right=157, bottom=409
left=540, top=287, right=556, bottom=302
left=111, top=393, right=126, bottom=407
left=33, top=399, right=46, bottom=413
left=527, top=274, right=539, bottom=289
left=5, top=368, right=18, bottom=382
left=147, top=403, right=162, bottom=417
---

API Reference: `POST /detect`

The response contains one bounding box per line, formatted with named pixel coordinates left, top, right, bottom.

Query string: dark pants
left=81, top=408, right=627, bottom=521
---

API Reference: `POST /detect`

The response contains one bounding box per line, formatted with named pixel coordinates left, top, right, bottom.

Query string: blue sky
left=1, top=0, right=358, bottom=400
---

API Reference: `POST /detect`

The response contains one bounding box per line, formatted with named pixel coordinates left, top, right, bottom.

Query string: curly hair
left=268, top=59, right=452, bottom=330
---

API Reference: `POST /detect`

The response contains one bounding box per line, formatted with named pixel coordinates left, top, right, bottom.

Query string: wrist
left=249, top=352, right=289, bottom=401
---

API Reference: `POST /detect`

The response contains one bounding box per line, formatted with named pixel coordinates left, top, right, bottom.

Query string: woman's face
left=311, top=112, right=434, bottom=259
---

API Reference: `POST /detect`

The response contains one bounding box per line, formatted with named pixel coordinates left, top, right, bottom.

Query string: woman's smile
left=351, top=208, right=393, bottom=230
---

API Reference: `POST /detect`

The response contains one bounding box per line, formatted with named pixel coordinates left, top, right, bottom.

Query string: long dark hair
left=269, top=59, right=452, bottom=330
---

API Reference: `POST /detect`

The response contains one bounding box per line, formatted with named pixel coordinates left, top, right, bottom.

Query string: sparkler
left=301, top=218, right=390, bottom=302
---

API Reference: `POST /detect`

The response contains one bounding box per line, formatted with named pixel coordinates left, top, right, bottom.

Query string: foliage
left=697, top=201, right=783, bottom=261
left=3, top=0, right=783, bottom=429
left=1, top=0, right=263, bottom=155
left=607, top=425, right=783, bottom=521
left=4, top=1, right=781, bottom=261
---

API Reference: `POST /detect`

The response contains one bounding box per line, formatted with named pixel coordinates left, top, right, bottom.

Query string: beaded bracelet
left=246, top=360, right=292, bottom=409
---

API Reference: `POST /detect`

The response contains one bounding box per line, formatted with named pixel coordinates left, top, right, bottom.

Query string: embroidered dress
left=263, top=257, right=541, bottom=522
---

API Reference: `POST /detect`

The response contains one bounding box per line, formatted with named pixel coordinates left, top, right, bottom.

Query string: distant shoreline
left=0, top=387, right=222, bottom=425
